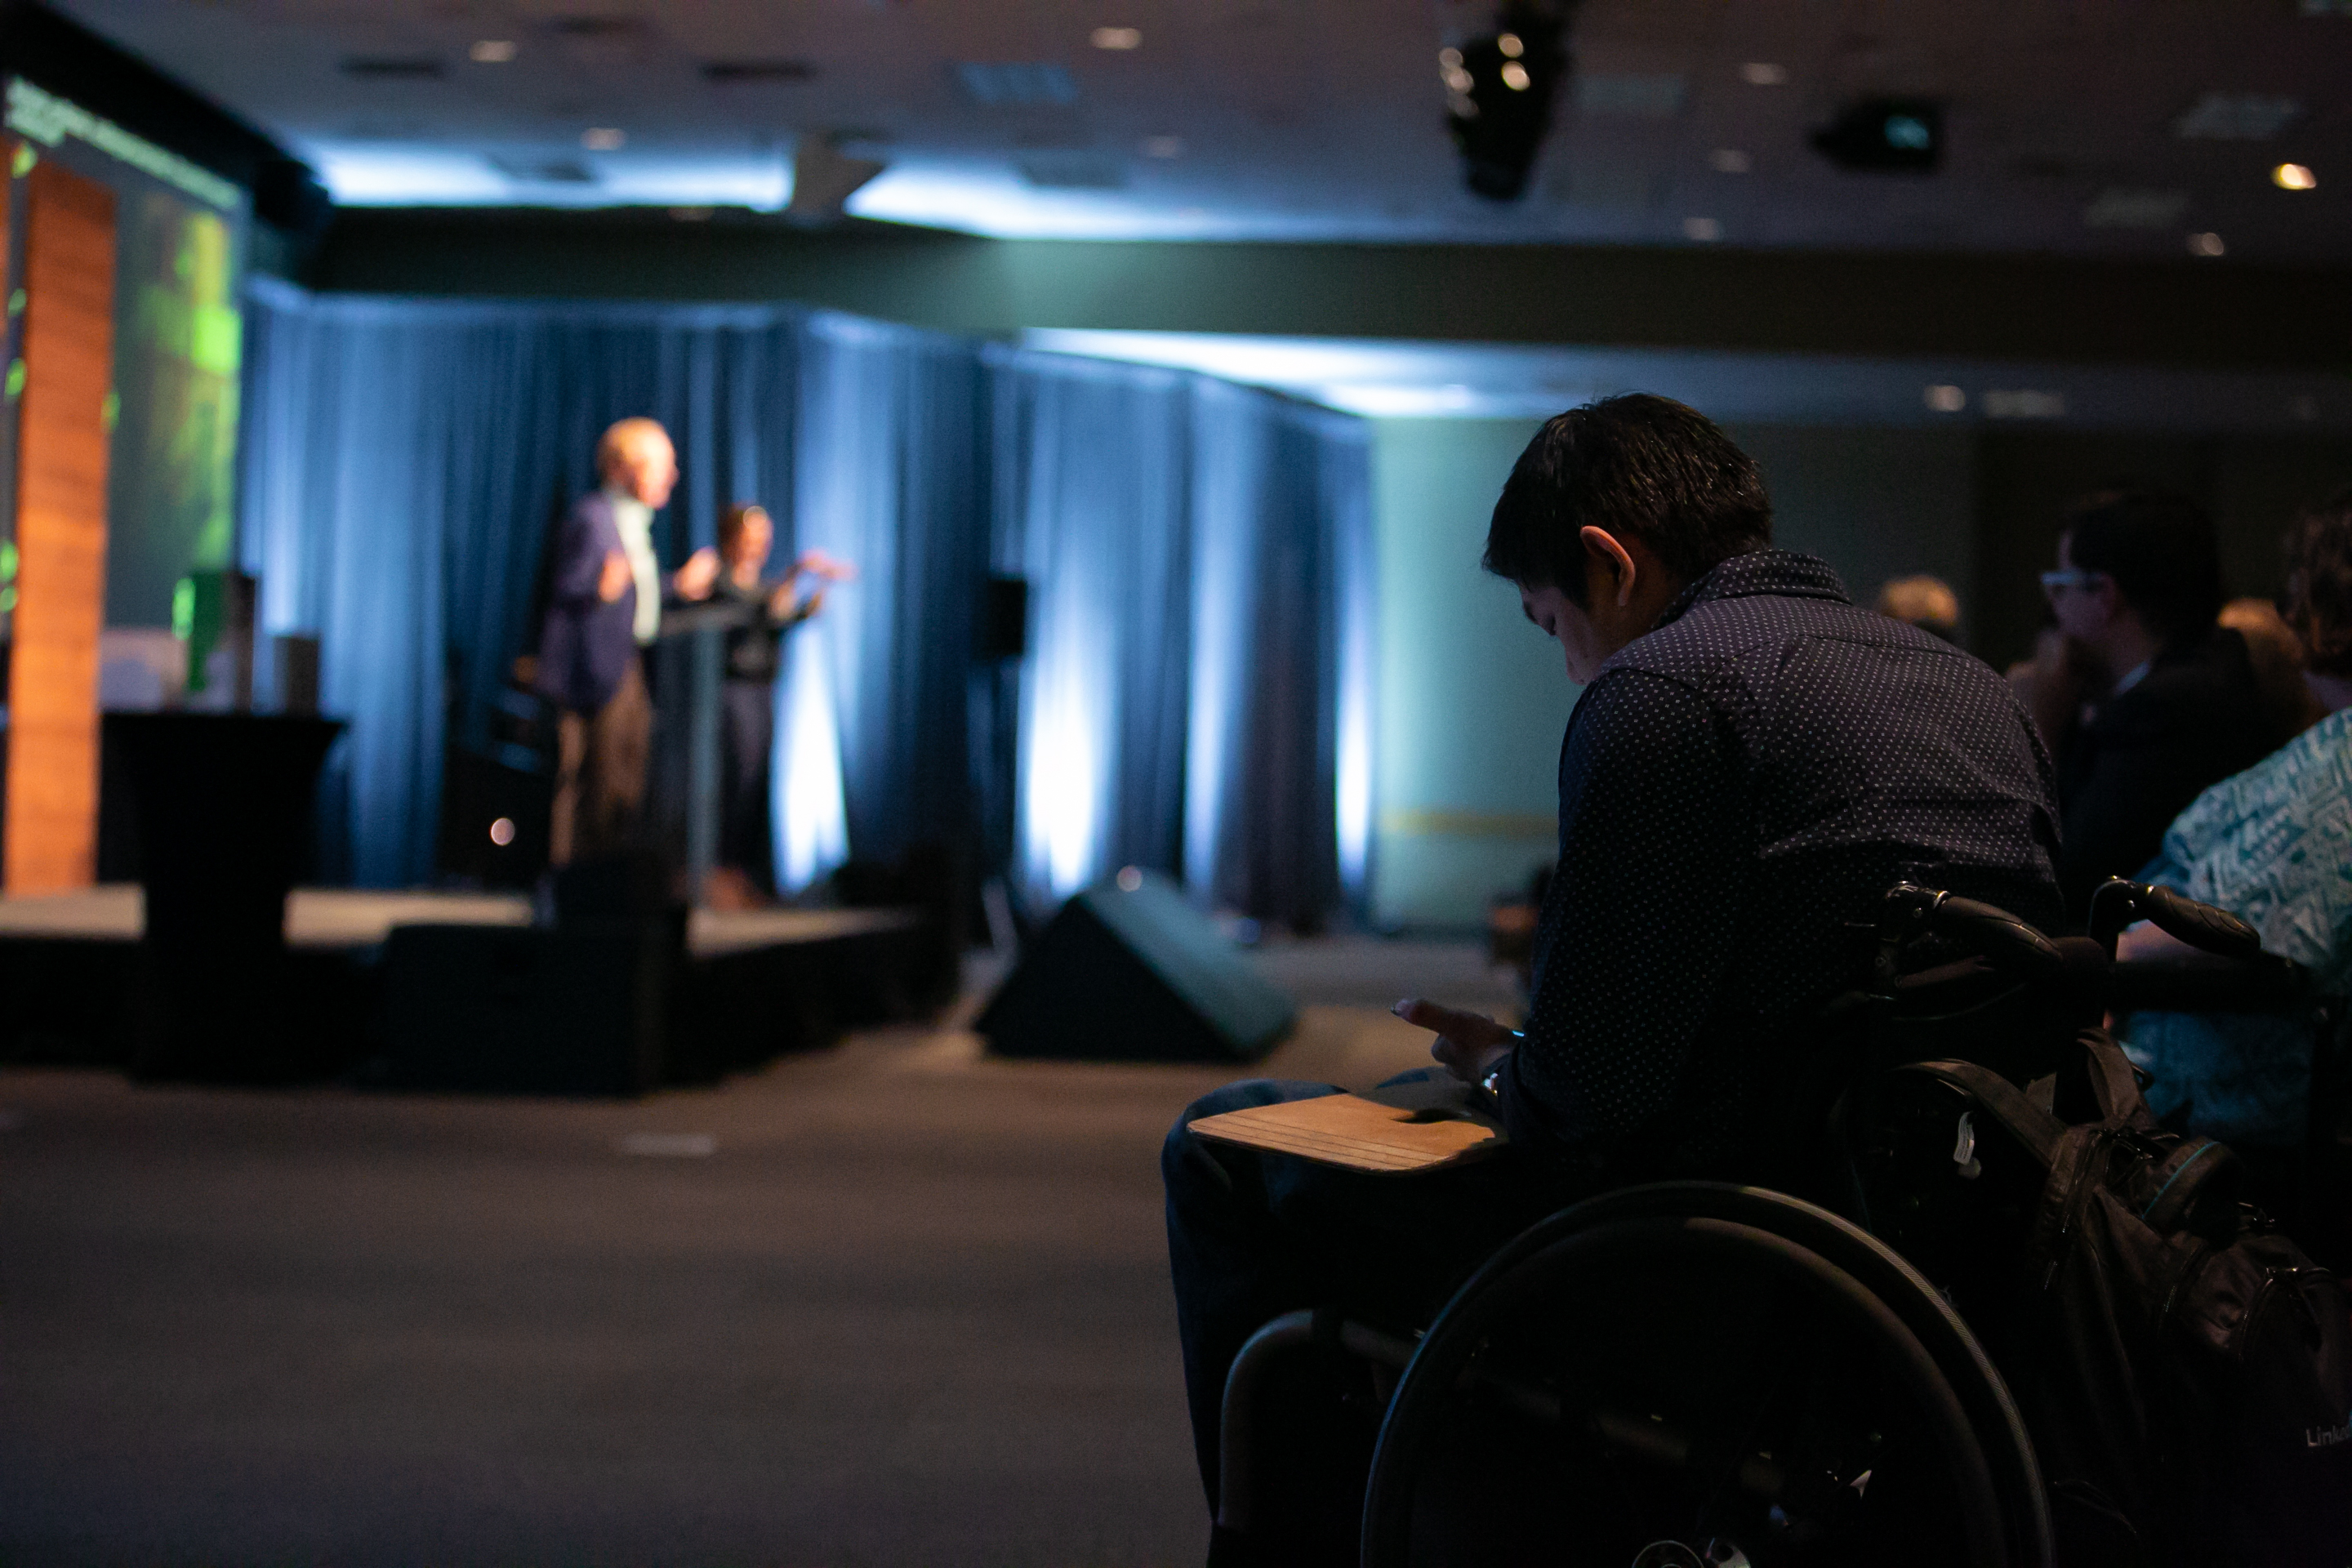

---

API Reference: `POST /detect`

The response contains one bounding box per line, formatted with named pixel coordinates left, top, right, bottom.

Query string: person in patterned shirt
left=1160, top=395, right=2062, bottom=1561
left=2118, top=491, right=2352, bottom=1154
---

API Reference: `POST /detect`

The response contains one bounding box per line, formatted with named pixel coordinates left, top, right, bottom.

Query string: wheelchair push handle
left=1876, top=882, right=2067, bottom=982
left=2087, top=876, right=2264, bottom=961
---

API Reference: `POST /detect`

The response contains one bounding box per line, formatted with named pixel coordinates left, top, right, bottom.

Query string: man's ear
left=1579, top=526, right=1640, bottom=609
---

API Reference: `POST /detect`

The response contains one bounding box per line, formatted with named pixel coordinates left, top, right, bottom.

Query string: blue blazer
left=536, top=491, right=641, bottom=713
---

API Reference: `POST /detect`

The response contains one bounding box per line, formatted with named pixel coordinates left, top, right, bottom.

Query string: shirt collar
left=1646, top=548, right=1851, bottom=635
left=603, top=484, right=652, bottom=532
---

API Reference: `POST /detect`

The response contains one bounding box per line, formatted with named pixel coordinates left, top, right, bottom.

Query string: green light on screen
left=10, top=145, right=31, bottom=178
left=101, top=388, right=118, bottom=431
left=0, top=586, right=16, bottom=614
left=172, top=575, right=194, bottom=640
left=5, top=359, right=22, bottom=399
left=189, top=305, right=239, bottom=376
left=7, top=289, right=23, bottom=316
left=0, top=539, right=15, bottom=581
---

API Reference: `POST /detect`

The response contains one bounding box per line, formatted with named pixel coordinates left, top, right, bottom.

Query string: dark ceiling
left=45, top=0, right=2352, bottom=259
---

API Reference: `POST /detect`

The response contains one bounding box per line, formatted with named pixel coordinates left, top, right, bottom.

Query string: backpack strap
left=1891, top=1058, right=2065, bottom=1168
left=2076, top=1031, right=2163, bottom=1134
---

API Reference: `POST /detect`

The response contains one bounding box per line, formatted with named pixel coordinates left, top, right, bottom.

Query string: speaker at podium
left=977, top=868, right=1295, bottom=1062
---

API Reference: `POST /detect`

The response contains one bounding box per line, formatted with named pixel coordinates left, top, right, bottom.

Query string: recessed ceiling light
left=582, top=127, right=626, bottom=151
left=2188, top=230, right=2226, bottom=256
left=1683, top=216, right=1723, bottom=241
left=469, top=39, right=517, bottom=64
left=2274, top=162, right=2317, bottom=189
left=1740, top=62, right=1788, bottom=87
left=1924, top=384, right=1967, bottom=413
left=1500, top=60, right=1531, bottom=91
left=1142, top=135, right=1185, bottom=158
left=1708, top=148, right=1752, bottom=174
left=1497, top=32, right=1524, bottom=58
left=1090, top=26, right=1142, bottom=50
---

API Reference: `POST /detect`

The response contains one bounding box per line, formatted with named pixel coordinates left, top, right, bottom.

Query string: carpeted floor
left=0, top=938, right=1517, bottom=1567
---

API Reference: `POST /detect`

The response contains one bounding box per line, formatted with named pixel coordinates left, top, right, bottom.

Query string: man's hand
left=597, top=549, right=632, bottom=604
left=674, top=547, right=720, bottom=601
left=770, top=584, right=828, bottom=621
left=793, top=549, right=858, bottom=584
left=1392, top=998, right=1517, bottom=1084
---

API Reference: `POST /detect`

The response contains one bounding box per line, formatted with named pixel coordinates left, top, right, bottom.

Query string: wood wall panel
left=3, top=158, right=115, bottom=894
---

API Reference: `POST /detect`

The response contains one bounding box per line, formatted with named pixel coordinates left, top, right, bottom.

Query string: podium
left=105, top=712, right=343, bottom=1079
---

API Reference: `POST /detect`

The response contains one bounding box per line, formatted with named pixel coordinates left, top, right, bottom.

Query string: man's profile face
left=1521, top=581, right=1611, bottom=684
left=612, top=430, right=679, bottom=509
left=2048, top=531, right=2117, bottom=644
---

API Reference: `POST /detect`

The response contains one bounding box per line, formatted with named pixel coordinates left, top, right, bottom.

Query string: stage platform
left=0, top=884, right=916, bottom=956
left=0, top=886, right=943, bottom=1091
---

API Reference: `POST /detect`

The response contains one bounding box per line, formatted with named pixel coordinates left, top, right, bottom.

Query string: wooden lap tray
left=1188, top=1086, right=1508, bottom=1174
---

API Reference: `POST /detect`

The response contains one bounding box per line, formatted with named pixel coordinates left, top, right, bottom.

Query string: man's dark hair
left=1482, top=394, right=1773, bottom=600
left=2061, top=488, right=2225, bottom=644
left=2285, top=485, right=2352, bottom=677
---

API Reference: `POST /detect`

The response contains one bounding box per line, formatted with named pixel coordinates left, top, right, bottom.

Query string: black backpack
left=1881, top=1034, right=2352, bottom=1566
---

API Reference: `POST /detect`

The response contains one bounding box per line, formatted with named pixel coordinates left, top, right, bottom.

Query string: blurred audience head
left=1875, top=575, right=1962, bottom=643
left=2285, top=487, right=2352, bottom=710
left=2219, top=596, right=2324, bottom=738
left=1484, top=393, right=1772, bottom=603
left=719, top=503, right=773, bottom=572
left=596, top=417, right=678, bottom=509
left=2051, top=489, right=2224, bottom=650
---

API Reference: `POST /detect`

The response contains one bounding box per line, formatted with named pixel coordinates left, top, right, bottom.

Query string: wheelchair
left=1213, top=879, right=2344, bottom=1568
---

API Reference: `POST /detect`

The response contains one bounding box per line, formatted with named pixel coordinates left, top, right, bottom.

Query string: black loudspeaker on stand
left=978, top=869, right=1294, bottom=1062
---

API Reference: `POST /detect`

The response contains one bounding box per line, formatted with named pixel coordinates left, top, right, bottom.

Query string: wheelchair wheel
left=1360, top=1183, right=2051, bottom=1568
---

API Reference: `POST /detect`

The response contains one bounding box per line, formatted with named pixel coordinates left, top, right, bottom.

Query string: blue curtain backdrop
left=237, top=282, right=1373, bottom=923
left=238, top=281, right=806, bottom=885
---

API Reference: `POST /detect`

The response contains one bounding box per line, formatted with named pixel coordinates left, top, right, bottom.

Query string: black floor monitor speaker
left=978, top=870, right=1294, bottom=1062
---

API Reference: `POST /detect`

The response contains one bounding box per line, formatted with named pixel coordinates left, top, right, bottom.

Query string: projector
left=1441, top=1, right=1575, bottom=202
left=1811, top=97, right=1944, bottom=173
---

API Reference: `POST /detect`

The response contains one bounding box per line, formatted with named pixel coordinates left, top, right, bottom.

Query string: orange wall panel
left=3, top=157, right=116, bottom=895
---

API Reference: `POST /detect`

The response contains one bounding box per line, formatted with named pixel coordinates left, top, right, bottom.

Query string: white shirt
left=606, top=487, right=661, bottom=646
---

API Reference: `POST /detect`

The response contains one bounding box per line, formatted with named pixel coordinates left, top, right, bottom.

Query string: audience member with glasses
left=2013, top=489, right=2287, bottom=921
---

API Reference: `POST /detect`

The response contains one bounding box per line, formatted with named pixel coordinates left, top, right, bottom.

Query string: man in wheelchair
left=1162, top=396, right=2069, bottom=1563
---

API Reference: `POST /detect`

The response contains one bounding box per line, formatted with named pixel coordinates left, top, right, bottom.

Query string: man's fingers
left=1392, top=998, right=1506, bottom=1043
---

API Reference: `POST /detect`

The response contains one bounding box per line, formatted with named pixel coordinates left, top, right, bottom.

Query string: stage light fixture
left=2274, top=162, right=2317, bottom=189
left=1811, top=98, right=1943, bottom=173
left=2189, top=231, right=2226, bottom=256
left=1441, top=1, right=1576, bottom=202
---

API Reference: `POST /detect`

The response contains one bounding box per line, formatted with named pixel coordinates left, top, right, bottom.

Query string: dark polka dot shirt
left=1498, top=550, right=2065, bottom=1177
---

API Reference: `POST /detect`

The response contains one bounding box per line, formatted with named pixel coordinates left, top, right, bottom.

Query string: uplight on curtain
left=773, top=623, right=849, bottom=891
left=986, top=349, right=1193, bottom=903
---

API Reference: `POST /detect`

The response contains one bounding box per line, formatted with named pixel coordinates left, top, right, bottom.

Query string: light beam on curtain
left=790, top=314, right=988, bottom=884
left=1180, top=380, right=1373, bottom=928
left=773, top=626, right=849, bottom=890
left=986, top=348, right=1193, bottom=905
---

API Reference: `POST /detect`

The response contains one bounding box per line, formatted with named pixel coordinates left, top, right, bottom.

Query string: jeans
left=1162, top=1071, right=1583, bottom=1544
